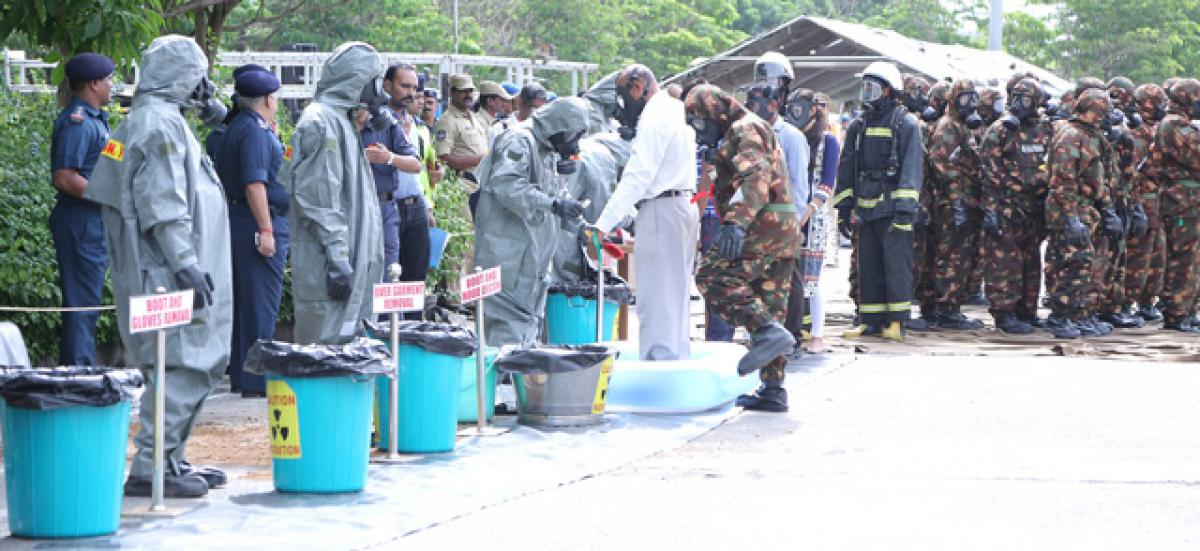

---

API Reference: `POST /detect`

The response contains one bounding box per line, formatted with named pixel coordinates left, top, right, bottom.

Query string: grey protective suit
left=551, top=133, right=632, bottom=282
left=86, top=35, right=233, bottom=478
left=279, top=42, right=384, bottom=344
left=474, top=97, right=591, bottom=346
left=583, top=71, right=620, bottom=134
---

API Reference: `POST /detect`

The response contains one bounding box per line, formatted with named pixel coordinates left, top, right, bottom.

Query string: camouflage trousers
left=968, top=227, right=987, bottom=296
left=1159, top=215, right=1200, bottom=324
left=1124, top=221, right=1166, bottom=306
left=912, top=223, right=938, bottom=312
left=1045, top=232, right=1094, bottom=319
left=1088, top=234, right=1115, bottom=315
left=696, top=252, right=792, bottom=382
left=983, top=218, right=1043, bottom=318
left=931, top=206, right=978, bottom=306
left=1099, top=234, right=1128, bottom=315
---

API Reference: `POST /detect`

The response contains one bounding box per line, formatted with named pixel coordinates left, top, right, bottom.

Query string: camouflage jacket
left=1107, top=129, right=1136, bottom=213
left=712, top=113, right=802, bottom=258
left=1130, top=121, right=1162, bottom=217
left=979, top=117, right=1051, bottom=221
left=1045, top=119, right=1113, bottom=229
left=928, top=114, right=982, bottom=209
left=1155, top=114, right=1200, bottom=215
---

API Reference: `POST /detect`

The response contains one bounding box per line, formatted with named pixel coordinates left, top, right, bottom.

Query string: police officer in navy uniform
left=216, top=68, right=288, bottom=398
left=50, top=53, right=115, bottom=366
left=206, top=63, right=270, bottom=163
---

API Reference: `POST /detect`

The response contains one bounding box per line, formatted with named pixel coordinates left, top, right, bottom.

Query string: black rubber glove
left=982, top=209, right=1003, bottom=239
left=952, top=199, right=969, bottom=229
left=837, top=208, right=854, bottom=240
left=1130, top=204, right=1149, bottom=238
left=174, top=265, right=214, bottom=310
left=326, top=258, right=354, bottom=300
left=1063, top=216, right=1090, bottom=247
left=714, top=223, right=746, bottom=261
left=1100, top=208, right=1124, bottom=237
left=551, top=198, right=585, bottom=220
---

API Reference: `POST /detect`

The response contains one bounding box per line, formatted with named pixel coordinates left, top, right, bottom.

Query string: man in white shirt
left=592, top=64, right=699, bottom=360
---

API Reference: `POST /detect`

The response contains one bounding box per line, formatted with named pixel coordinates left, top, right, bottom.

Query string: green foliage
left=0, top=92, right=119, bottom=364
left=1003, top=12, right=1059, bottom=71
left=0, top=0, right=163, bottom=71
left=427, top=173, right=471, bottom=303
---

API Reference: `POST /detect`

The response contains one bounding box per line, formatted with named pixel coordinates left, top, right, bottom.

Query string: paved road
left=394, top=354, right=1200, bottom=550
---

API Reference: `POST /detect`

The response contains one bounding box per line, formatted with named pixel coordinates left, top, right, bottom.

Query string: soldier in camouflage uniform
left=927, top=79, right=986, bottom=329
left=1044, top=89, right=1123, bottom=338
left=979, top=78, right=1051, bottom=334
left=898, top=74, right=937, bottom=331
left=686, top=84, right=802, bottom=411
left=1071, top=78, right=1122, bottom=336
left=1153, top=79, right=1200, bottom=332
left=967, top=86, right=1008, bottom=305
left=1124, top=83, right=1169, bottom=321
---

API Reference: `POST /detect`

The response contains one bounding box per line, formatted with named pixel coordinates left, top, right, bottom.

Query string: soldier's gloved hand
left=1130, top=204, right=1149, bottom=238
left=714, top=223, right=746, bottom=261
left=174, top=265, right=214, bottom=310
left=890, top=211, right=914, bottom=233
left=837, top=208, right=854, bottom=240
left=1100, top=208, right=1124, bottom=237
left=326, top=258, right=354, bottom=300
left=982, top=209, right=1003, bottom=239
left=914, top=207, right=931, bottom=230
left=952, top=199, right=969, bottom=229
left=551, top=198, right=585, bottom=220
left=1064, top=216, right=1090, bottom=247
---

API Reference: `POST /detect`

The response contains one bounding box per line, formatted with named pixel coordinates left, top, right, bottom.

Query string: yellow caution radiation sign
left=591, top=356, right=614, bottom=414
left=267, top=380, right=301, bottom=459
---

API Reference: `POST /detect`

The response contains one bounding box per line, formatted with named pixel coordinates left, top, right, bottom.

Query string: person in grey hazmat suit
left=551, top=132, right=632, bottom=282
left=474, top=97, right=591, bottom=345
left=582, top=71, right=621, bottom=135
left=86, top=35, right=232, bottom=498
left=280, top=42, right=386, bottom=344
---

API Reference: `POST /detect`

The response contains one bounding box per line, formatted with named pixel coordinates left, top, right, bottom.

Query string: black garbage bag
left=549, top=268, right=632, bottom=305
left=0, top=367, right=143, bottom=410
left=362, top=320, right=478, bottom=358
left=494, top=344, right=618, bottom=375
left=244, top=337, right=393, bottom=378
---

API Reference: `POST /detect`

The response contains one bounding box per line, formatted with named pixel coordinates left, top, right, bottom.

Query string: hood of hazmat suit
left=583, top=71, right=620, bottom=134
left=473, top=97, right=590, bottom=346
left=551, top=132, right=632, bottom=282
left=85, top=35, right=232, bottom=370
left=279, top=42, right=385, bottom=344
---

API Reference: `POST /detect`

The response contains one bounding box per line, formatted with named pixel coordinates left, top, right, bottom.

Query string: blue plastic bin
left=375, top=342, right=462, bottom=453
left=546, top=292, right=619, bottom=345
left=457, top=347, right=499, bottom=423
left=1, top=400, right=130, bottom=538
left=269, top=374, right=375, bottom=493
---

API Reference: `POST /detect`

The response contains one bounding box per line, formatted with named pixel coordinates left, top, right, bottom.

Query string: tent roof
left=666, top=16, right=1071, bottom=104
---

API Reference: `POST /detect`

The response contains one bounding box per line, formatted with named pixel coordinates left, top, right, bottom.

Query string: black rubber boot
left=1099, top=311, right=1143, bottom=329
left=1089, top=315, right=1114, bottom=335
left=736, top=322, right=796, bottom=376
left=936, top=304, right=984, bottom=330
left=1046, top=315, right=1081, bottom=339
left=1164, top=320, right=1200, bottom=333
left=1136, top=302, right=1163, bottom=322
left=177, top=460, right=227, bottom=489
left=735, top=381, right=788, bottom=413
left=994, top=313, right=1034, bottom=335
left=1075, top=317, right=1102, bottom=337
left=124, top=472, right=209, bottom=498
left=905, top=317, right=935, bottom=332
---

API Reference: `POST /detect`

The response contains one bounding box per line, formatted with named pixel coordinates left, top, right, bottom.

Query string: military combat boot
left=1075, top=317, right=1103, bottom=337
left=994, top=313, right=1034, bottom=335
left=842, top=324, right=882, bottom=339
left=1089, top=315, right=1114, bottom=335
left=880, top=321, right=906, bottom=342
left=735, top=380, right=788, bottom=412
left=736, top=322, right=796, bottom=376
left=1164, top=319, right=1200, bottom=333
left=124, top=472, right=209, bottom=498
left=1045, top=315, right=1081, bottom=339
left=1136, top=302, right=1163, bottom=322
left=906, top=306, right=937, bottom=332
left=936, top=304, right=984, bottom=330
left=1099, top=311, right=1143, bottom=329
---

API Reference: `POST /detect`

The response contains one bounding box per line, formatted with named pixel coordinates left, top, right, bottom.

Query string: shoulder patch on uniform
left=158, top=142, right=176, bottom=156
left=436, top=129, right=447, bottom=141
left=69, top=106, right=85, bottom=124
left=506, top=150, right=524, bottom=162
left=100, top=138, right=125, bottom=161
left=257, top=117, right=270, bottom=130
left=324, top=137, right=338, bottom=150
left=283, top=144, right=294, bottom=161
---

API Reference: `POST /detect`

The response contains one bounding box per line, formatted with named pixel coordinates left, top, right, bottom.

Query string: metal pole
left=474, top=267, right=487, bottom=432
left=151, top=287, right=167, bottom=511
left=388, top=264, right=401, bottom=459
left=453, top=0, right=460, bottom=55
left=988, top=0, right=1004, bottom=51
left=596, top=241, right=605, bottom=342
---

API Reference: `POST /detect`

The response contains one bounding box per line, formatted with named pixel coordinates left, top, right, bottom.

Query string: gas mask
left=1192, top=100, right=1200, bottom=120
left=360, top=75, right=397, bottom=132
left=785, top=98, right=814, bottom=130
left=548, top=130, right=583, bottom=175
left=615, top=85, right=647, bottom=140
left=745, top=87, right=774, bottom=121
left=956, top=91, right=982, bottom=129
left=860, top=79, right=885, bottom=110
left=902, top=90, right=928, bottom=115
left=1043, top=99, right=1061, bottom=119
left=920, top=104, right=941, bottom=123
left=689, top=115, right=722, bottom=163
left=1009, top=93, right=1038, bottom=122
left=1103, top=108, right=1126, bottom=142
left=1144, top=103, right=1166, bottom=122
left=984, top=99, right=1005, bottom=126
left=189, top=77, right=227, bottom=129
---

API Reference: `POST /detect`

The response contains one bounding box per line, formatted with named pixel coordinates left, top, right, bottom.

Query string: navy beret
left=233, top=63, right=270, bottom=80
left=64, top=53, right=114, bottom=83
left=235, top=70, right=280, bottom=98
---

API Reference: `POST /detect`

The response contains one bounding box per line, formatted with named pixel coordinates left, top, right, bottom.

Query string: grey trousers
left=129, top=363, right=225, bottom=478
left=634, top=195, right=700, bottom=360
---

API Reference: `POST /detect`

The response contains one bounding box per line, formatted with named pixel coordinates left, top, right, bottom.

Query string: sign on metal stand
left=124, top=287, right=193, bottom=517
left=458, top=266, right=505, bottom=436
left=371, top=264, right=424, bottom=464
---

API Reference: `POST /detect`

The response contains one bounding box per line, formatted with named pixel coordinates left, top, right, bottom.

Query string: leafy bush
left=427, top=172, right=472, bottom=303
